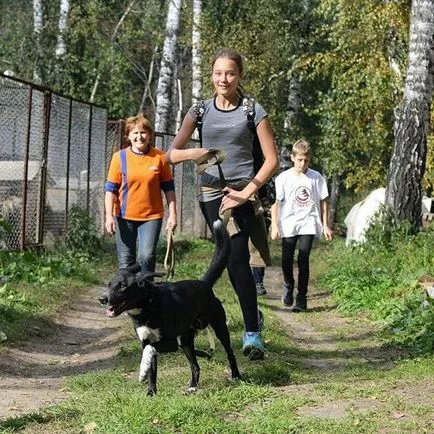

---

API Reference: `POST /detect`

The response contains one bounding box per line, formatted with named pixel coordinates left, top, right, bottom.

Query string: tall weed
left=319, top=211, right=434, bottom=354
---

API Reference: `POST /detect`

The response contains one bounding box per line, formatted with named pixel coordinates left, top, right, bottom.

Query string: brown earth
left=0, top=266, right=433, bottom=427
left=0, top=287, right=129, bottom=419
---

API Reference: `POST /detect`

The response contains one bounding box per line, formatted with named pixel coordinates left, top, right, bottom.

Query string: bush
left=319, top=212, right=434, bottom=354
left=66, top=205, right=101, bottom=253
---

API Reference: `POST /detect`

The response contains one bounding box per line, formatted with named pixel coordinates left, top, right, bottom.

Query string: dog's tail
left=201, top=219, right=230, bottom=287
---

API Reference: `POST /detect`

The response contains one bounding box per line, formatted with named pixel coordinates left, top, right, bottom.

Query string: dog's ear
left=135, top=272, right=150, bottom=284
left=134, top=271, right=160, bottom=288
left=144, top=271, right=166, bottom=279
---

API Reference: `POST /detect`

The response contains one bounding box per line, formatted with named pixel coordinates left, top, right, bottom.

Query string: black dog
left=99, top=219, right=241, bottom=395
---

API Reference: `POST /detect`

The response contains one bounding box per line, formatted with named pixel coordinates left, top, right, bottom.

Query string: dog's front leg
left=139, top=344, right=157, bottom=385
left=147, top=352, right=157, bottom=396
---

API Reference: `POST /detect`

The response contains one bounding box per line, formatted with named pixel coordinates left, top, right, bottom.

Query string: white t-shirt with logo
left=275, top=167, right=329, bottom=238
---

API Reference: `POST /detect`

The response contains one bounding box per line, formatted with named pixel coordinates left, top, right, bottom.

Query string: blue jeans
left=115, top=217, right=162, bottom=272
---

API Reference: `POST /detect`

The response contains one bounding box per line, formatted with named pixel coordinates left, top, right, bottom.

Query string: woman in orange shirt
left=105, top=115, right=177, bottom=272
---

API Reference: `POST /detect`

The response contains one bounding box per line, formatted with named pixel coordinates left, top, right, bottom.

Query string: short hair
left=123, top=115, right=154, bottom=148
left=292, top=139, right=311, bottom=156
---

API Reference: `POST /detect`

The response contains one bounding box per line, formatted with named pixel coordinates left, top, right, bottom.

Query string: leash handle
left=164, top=228, right=175, bottom=280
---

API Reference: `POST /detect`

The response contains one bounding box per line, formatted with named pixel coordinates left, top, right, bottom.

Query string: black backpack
left=192, top=96, right=276, bottom=208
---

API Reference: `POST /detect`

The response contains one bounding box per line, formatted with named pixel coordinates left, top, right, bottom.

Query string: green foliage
left=296, top=0, right=411, bottom=190
left=65, top=205, right=101, bottom=254
left=0, top=250, right=77, bottom=284
left=0, top=217, right=11, bottom=247
left=319, top=215, right=434, bottom=354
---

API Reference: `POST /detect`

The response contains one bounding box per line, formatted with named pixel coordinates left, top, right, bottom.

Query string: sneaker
left=256, top=282, right=267, bottom=296
left=242, top=332, right=265, bottom=360
left=257, top=309, right=264, bottom=331
left=292, top=296, right=307, bottom=312
left=281, top=286, right=294, bottom=307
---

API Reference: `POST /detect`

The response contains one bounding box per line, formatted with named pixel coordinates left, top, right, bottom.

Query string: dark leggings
left=200, top=198, right=259, bottom=332
left=281, top=235, right=314, bottom=297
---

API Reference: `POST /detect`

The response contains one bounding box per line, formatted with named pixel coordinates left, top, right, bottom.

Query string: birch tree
left=154, top=0, right=183, bottom=134
left=385, top=0, right=434, bottom=229
left=55, top=0, right=70, bottom=58
left=191, top=0, right=202, bottom=104
left=33, top=0, right=43, bottom=82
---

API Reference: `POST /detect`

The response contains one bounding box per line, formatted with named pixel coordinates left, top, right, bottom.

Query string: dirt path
left=0, top=286, right=129, bottom=419
left=1, top=267, right=432, bottom=425
left=262, top=266, right=434, bottom=421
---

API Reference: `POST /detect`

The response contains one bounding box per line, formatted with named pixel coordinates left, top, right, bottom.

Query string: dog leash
left=195, top=149, right=231, bottom=224
left=164, top=228, right=175, bottom=280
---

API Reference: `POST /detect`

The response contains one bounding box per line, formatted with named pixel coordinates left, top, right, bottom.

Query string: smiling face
left=211, top=57, right=241, bottom=98
left=128, top=126, right=151, bottom=153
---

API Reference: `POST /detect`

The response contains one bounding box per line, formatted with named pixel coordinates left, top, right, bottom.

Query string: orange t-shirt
left=105, top=147, right=174, bottom=221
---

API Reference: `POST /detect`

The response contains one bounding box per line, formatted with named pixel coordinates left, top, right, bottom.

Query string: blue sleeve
left=105, top=181, right=119, bottom=193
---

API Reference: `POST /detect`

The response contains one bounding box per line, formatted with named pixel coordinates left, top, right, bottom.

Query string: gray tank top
left=188, top=97, right=267, bottom=201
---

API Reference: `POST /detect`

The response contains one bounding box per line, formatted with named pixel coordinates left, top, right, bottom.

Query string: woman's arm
left=221, top=117, right=279, bottom=211
left=104, top=191, right=117, bottom=235
left=165, top=113, right=209, bottom=164
left=164, top=190, right=177, bottom=231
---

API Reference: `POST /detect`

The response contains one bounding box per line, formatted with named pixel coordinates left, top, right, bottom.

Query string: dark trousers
left=281, top=234, right=314, bottom=298
left=251, top=266, right=265, bottom=284
left=199, top=198, right=259, bottom=332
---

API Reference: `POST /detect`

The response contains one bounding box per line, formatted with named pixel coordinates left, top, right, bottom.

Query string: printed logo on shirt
left=294, top=186, right=312, bottom=208
left=148, top=166, right=158, bottom=171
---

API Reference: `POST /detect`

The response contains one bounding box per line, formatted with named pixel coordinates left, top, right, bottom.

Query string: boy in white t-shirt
left=271, top=140, right=333, bottom=312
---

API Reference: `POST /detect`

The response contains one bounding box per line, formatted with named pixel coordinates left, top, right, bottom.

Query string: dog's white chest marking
left=136, top=325, right=161, bottom=343
left=127, top=308, right=142, bottom=315
left=139, top=345, right=157, bottom=382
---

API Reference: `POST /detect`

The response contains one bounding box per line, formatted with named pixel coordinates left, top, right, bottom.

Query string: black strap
left=192, top=101, right=205, bottom=148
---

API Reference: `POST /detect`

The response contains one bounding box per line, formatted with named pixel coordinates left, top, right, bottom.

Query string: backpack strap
left=242, top=95, right=256, bottom=133
left=192, top=100, right=206, bottom=148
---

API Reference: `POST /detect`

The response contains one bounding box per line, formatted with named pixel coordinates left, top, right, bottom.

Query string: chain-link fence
left=107, top=120, right=208, bottom=239
left=0, top=73, right=207, bottom=251
left=0, top=74, right=108, bottom=250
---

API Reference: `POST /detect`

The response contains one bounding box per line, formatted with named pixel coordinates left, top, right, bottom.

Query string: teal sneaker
left=242, top=332, right=265, bottom=360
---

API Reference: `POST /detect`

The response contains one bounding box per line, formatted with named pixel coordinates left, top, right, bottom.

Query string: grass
left=1, top=224, right=434, bottom=433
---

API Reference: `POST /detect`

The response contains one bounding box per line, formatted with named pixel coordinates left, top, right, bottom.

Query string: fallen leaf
left=84, top=421, right=97, bottom=433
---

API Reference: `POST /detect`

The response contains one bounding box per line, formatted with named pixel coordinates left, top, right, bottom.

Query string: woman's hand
left=105, top=215, right=116, bottom=235
left=166, top=214, right=177, bottom=232
left=220, top=187, right=249, bottom=212
left=193, top=148, right=211, bottom=161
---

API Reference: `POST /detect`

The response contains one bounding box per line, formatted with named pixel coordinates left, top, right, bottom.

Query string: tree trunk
left=55, top=0, right=70, bottom=57
left=138, top=45, right=158, bottom=115
left=192, top=0, right=202, bottom=104
left=385, top=0, right=434, bottom=229
left=328, top=174, right=340, bottom=229
left=33, top=0, right=43, bottom=82
left=154, top=0, right=183, bottom=134
left=283, top=75, right=301, bottom=141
